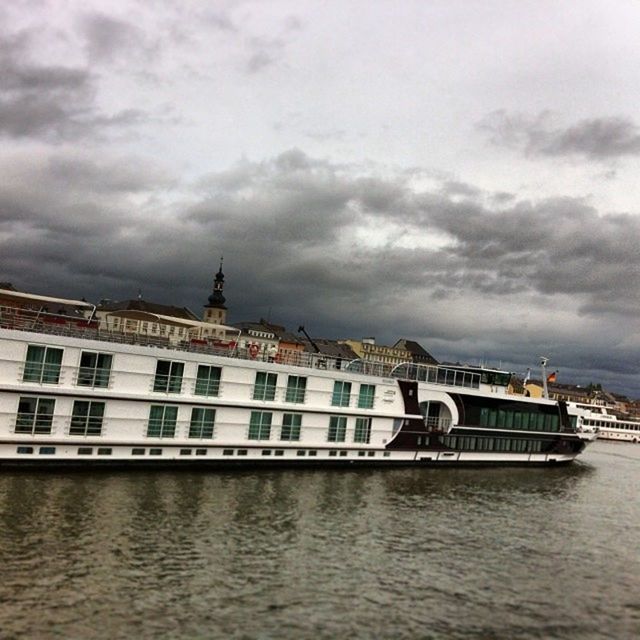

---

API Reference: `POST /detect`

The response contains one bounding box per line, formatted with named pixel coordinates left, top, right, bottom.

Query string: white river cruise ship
left=0, top=289, right=596, bottom=467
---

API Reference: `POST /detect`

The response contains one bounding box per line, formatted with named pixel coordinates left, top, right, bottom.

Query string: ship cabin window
left=478, top=405, right=560, bottom=432
left=132, top=448, right=146, bottom=455
left=328, top=416, right=347, bottom=442
left=253, top=372, right=277, bottom=401
left=297, top=450, right=306, bottom=456
left=189, top=407, right=216, bottom=439
left=196, top=449, right=206, bottom=455
left=281, top=413, right=302, bottom=441
left=147, top=405, right=178, bottom=438
left=78, top=447, right=93, bottom=455
left=149, top=448, right=162, bottom=455
left=354, top=417, right=372, bottom=444
left=77, top=351, right=112, bottom=388
left=70, top=400, right=105, bottom=436
left=39, top=447, right=56, bottom=455
left=15, top=397, right=55, bottom=434
left=332, top=381, right=352, bottom=407
left=23, top=345, right=63, bottom=384
left=153, top=360, right=184, bottom=394
left=222, top=449, right=234, bottom=456
left=248, top=411, right=272, bottom=440
left=285, top=376, right=307, bottom=403
left=17, top=446, right=34, bottom=454
left=358, top=384, right=375, bottom=409
left=194, top=365, right=222, bottom=397
left=97, top=448, right=112, bottom=455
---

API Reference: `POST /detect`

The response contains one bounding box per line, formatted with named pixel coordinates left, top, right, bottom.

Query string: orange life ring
left=249, top=343, right=259, bottom=358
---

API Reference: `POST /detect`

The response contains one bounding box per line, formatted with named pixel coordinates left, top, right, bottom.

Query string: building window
left=147, top=405, right=178, bottom=438
left=23, top=345, right=63, bottom=384
left=70, top=400, right=105, bottom=436
left=354, top=417, right=372, bottom=444
left=285, top=376, right=307, bottom=403
left=153, top=360, right=184, bottom=393
left=358, top=384, right=375, bottom=409
left=16, top=397, right=55, bottom=434
left=281, top=413, right=302, bottom=441
left=77, top=351, right=112, bottom=388
left=328, top=415, right=347, bottom=442
left=248, top=411, right=272, bottom=440
left=194, top=365, right=221, bottom=396
left=331, top=381, right=352, bottom=407
left=189, top=407, right=216, bottom=439
left=253, top=371, right=277, bottom=401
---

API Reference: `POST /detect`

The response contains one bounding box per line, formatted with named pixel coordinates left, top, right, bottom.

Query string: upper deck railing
left=0, top=305, right=481, bottom=390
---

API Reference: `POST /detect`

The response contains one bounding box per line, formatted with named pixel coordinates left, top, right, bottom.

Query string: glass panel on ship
left=427, top=393, right=574, bottom=454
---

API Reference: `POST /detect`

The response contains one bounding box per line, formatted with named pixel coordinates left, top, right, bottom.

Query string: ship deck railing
left=0, top=306, right=480, bottom=389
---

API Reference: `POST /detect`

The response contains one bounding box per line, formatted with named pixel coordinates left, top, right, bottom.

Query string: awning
left=0, top=288, right=94, bottom=309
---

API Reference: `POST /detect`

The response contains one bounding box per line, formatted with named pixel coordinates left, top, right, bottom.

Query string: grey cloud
left=0, top=26, right=148, bottom=141
left=478, top=110, right=640, bottom=160
left=80, top=12, right=156, bottom=64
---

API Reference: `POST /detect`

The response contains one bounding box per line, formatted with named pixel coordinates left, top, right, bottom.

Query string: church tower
left=203, top=258, right=228, bottom=325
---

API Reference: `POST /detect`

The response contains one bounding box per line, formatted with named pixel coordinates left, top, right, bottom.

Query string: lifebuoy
left=249, top=343, right=259, bottom=358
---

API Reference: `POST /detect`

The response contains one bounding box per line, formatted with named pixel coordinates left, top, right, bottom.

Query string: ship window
left=15, top=397, right=55, bottom=434
left=331, top=381, right=352, bottom=407
left=147, top=405, right=178, bottom=438
left=354, top=417, right=372, bottom=444
left=275, top=449, right=284, bottom=456
left=132, top=448, right=146, bottom=455
left=149, top=448, right=162, bottom=455
left=339, top=451, right=348, bottom=457
left=194, top=365, right=221, bottom=397
left=223, top=449, right=234, bottom=456
left=179, top=449, right=192, bottom=455
left=262, top=449, right=272, bottom=456
left=329, top=450, right=338, bottom=456
left=77, top=351, right=112, bottom=388
left=70, top=400, right=105, bottom=436
left=358, top=451, right=365, bottom=457
left=39, top=446, right=56, bottom=455
left=285, top=376, right=307, bottom=403
left=153, top=360, right=184, bottom=393
left=328, top=416, right=347, bottom=442
left=384, top=451, right=390, bottom=457
left=358, top=384, right=375, bottom=409
left=237, top=449, right=248, bottom=456
left=196, top=449, right=206, bottom=456
left=253, top=371, right=277, bottom=401
left=23, top=345, right=63, bottom=384
left=297, top=450, right=306, bottom=456
left=308, top=450, right=317, bottom=456
left=17, top=446, right=33, bottom=454
left=97, top=447, right=112, bottom=455
left=367, top=451, right=375, bottom=457
left=188, top=407, right=215, bottom=439
left=248, top=411, right=272, bottom=440
left=280, top=413, right=302, bottom=441
left=77, top=447, right=93, bottom=455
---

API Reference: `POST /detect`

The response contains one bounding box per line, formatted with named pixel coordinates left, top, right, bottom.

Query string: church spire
left=207, top=256, right=226, bottom=308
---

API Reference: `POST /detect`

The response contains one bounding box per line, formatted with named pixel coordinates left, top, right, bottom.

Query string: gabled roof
left=96, top=299, right=199, bottom=321
left=299, top=336, right=359, bottom=360
left=393, top=338, right=439, bottom=364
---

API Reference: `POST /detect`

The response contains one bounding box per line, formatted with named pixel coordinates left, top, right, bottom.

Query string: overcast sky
left=2, top=1, right=640, bottom=396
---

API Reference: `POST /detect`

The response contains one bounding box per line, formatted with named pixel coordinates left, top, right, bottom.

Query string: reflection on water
left=0, top=442, right=638, bottom=639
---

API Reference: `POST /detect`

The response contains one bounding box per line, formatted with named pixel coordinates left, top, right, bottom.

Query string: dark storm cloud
left=3, top=147, right=640, bottom=394
left=0, top=26, right=146, bottom=140
left=478, top=110, right=640, bottom=160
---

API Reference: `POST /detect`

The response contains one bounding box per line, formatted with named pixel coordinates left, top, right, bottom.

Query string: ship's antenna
left=540, top=356, right=549, bottom=399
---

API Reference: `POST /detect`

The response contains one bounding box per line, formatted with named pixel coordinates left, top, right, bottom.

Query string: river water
left=0, top=440, right=638, bottom=639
